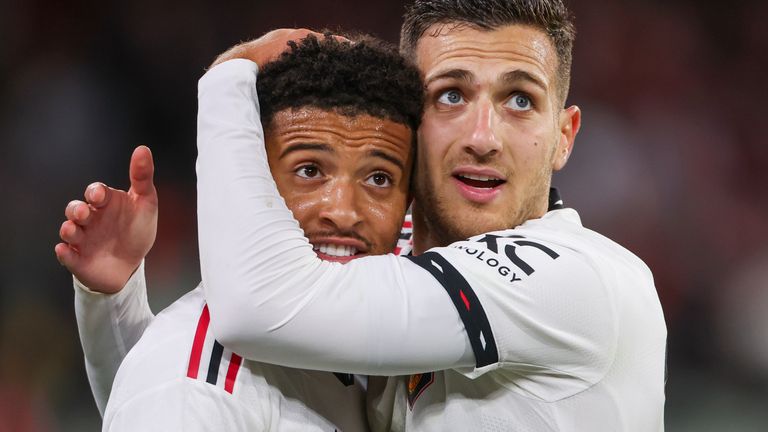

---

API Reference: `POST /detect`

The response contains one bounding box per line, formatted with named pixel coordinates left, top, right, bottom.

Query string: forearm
left=197, top=60, right=473, bottom=374
left=74, top=261, right=154, bottom=415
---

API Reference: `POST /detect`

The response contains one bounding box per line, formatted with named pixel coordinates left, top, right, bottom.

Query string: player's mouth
left=452, top=167, right=506, bottom=204
left=310, top=237, right=369, bottom=264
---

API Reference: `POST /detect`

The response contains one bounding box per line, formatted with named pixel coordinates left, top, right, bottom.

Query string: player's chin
left=449, top=208, right=510, bottom=238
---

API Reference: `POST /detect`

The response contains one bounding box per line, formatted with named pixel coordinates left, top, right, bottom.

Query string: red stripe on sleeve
left=187, top=305, right=211, bottom=379
left=459, top=290, right=471, bottom=311
left=224, top=353, right=243, bottom=393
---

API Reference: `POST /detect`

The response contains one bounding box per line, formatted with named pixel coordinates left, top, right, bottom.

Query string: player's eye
left=296, top=164, right=322, bottom=179
left=436, top=90, right=465, bottom=106
left=505, top=93, right=533, bottom=111
left=365, top=172, right=392, bottom=188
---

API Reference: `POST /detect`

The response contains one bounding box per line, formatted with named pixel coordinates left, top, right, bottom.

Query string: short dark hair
left=400, top=0, right=575, bottom=104
left=257, top=34, right=424, bottom=133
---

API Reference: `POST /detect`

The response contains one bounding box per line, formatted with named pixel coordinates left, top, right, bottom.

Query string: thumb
left=129, top=145, right=156, bottom=198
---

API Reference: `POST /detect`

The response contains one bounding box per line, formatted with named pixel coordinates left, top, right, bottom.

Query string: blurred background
left=0, top=0, right=766, bottom=430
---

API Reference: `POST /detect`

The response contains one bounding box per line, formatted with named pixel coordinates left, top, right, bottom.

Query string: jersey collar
left=548, top=187, right=564, bottom=211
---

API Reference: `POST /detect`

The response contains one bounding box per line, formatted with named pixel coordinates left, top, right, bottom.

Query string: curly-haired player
left=58, top=32, right=423, bottom=431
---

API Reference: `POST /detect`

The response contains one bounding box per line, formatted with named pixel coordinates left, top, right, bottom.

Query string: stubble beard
left=414, top=163, right=553, bottom=249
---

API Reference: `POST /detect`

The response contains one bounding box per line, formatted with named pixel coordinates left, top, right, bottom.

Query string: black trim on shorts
left=406, top=252, right=499, bottom=368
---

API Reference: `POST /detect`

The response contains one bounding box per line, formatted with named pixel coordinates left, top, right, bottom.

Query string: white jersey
left=196, top=59, right=668, bottom=431
left=74, top=227, right=414, bottom=420
left=74, top=262, right=154, bottom=416
left=73, top=215, right=415, bottom=429
left=101, top=285, right=368, bottom=431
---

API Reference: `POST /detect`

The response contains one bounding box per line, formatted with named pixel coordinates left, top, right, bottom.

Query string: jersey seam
left=581, top=251, right=620, bottom=391
left=507, top=246, right=618, bottom=403
left=495, top=360, right=606, bottom=403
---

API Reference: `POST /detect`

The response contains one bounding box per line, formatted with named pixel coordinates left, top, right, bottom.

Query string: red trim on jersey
left=402, top=220, right=413, bottom=229
left=187, top=305, right=211, bottom=379
left=459, top=290, right=471, bottom=310
left=224, top=353, right=243, bottom=393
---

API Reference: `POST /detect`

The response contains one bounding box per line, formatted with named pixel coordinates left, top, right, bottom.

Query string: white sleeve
left=74, top=261, right=154, bottom=415
left=416, top=236, right=617, bottom=397
left=196, top=59, right=474, bottom=375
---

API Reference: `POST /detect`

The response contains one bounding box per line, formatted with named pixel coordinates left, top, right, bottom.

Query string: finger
left=291, top=28, right=347, bottom=44
left=65, top=200, right=92, bottom=225
left=129, top=145, right=156, bottom=197
left=59, top=220, right=85, bottom=246
left=294, top=29, right=349, bottom=45
left=54, top=242, right=80, bottom=269
left=327, top=33, right=351, bottom=43
left=85, top=182, right=111, bottom=209
left=293, top=28, right=320, bottom=40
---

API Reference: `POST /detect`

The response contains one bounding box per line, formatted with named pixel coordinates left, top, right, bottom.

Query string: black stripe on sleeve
left=406, top=252, right=499, bottom=368
left=206, top=340, right=225, bottom=385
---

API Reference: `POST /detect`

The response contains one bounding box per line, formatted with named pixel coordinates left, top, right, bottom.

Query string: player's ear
left=553, top=105, right=580, bottom=171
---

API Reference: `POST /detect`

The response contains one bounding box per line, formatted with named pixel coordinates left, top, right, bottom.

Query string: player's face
left=265, top=107, right=413, bottom=263
left=412, top=24, right=580, bottom=249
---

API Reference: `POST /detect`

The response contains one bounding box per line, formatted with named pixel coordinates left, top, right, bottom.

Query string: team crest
left=406, top=372, right=434, bottom=409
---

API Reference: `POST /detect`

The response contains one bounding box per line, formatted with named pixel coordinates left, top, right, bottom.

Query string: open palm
left=55, top=146, right=158, bottom=294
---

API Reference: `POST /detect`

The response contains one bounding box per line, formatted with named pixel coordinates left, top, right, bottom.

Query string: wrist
left=74, top=262, right=142, bottom=295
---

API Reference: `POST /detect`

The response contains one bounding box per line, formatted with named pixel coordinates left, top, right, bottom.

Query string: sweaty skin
left=57, top=30, right=419, bottom=423
left=265, top=107, right=413, bottom=262
left=411, top=24, right=580, bottom=253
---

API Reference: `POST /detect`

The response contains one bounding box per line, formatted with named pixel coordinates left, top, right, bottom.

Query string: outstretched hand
left=55, top=145, right=158, bottom=294
left=210, top=28, right=349, bottom=69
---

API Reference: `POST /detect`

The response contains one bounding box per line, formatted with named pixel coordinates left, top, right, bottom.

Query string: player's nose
left=318, top=183, right=363, bottom=230
left=463, top=99, right=502, bottom=158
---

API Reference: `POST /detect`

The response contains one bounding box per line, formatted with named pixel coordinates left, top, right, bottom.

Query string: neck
left=411, top=202, right=438, bottom=255
left=411, top=194, right=553, bottom=255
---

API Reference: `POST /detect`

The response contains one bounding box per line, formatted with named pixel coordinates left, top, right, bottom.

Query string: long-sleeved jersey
left=74, top=262, right=154, bottom=416
left=197, top=59, right=668, bottom=431
left=74, top=204, right=415, bottom=430
left=100, top=284, right=369, bottom=431
left=73, top=227, right=415, bottom=421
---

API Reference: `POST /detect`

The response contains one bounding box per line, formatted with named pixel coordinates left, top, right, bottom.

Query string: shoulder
left=412, top=209, right=608, bottom=292
left=108, top=287, right=208, bottom=406
left=138, top=286, right=207, bottom=344
left=104, top=378, right=266, bottom=431
left=416, top=211, right=626, bottom=385
left=440, top=208, right=652, bottom=290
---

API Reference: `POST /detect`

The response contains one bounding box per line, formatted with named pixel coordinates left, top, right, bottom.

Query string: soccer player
left=196, top=1, right=667, bottom=431
left=56, top=33, right=423, bottom=430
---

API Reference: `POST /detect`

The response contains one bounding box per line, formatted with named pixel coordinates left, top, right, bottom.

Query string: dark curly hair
left=256, top=34, right=424, bottom=134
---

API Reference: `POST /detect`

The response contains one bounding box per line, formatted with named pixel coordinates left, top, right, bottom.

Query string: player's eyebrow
left=279, top=143, right=334, bottom=159
left=368, top=149, right=406, bottom=171
left=501, top=70, right=547, bottom=92
left=424, top=68, right=474, bottom=87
